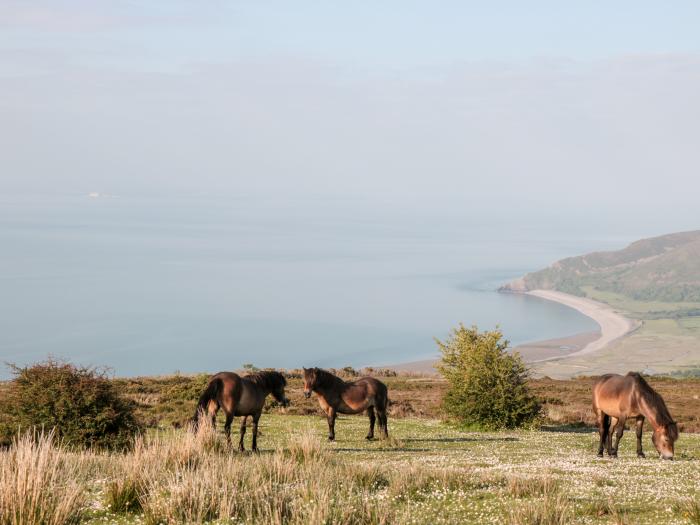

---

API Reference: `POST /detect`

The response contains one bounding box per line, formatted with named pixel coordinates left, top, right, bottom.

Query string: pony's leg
left=378, top=409, right=388, bottom=439
left=208, top=401, right=218, bottom=430
left=606, top=417, right=616, bottom=456
left=366, top=407, right=376, bottom=440
left=251, top=412, right=261, bottom=452
left=224, top=413, right=233, bottom=446
left=635, top=416, right=645, bottom=458
left=238, top=416, right=247, bottom=452
left=596, top=411, right=608, bottom=457
left=327, top=407, right=336, bottom=441
left=611, top=416, right=626, bottom=457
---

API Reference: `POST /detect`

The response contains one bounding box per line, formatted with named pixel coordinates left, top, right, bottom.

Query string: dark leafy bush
left=437, top=325, right=540, bottom=429
left=0, top=359, right=142, bottom=450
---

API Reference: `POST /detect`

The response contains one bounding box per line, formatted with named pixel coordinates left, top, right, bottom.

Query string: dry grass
left=2, top=414, right=700, bottom=524
left=0, top=431, right=85, bottom=525
left=508, top=494, right=573, bottom=525
left=136, top=426, right=394, bottom=525
left=675, top=498, right=700, bottom=525
left=507, top=475, right=559, bottom=498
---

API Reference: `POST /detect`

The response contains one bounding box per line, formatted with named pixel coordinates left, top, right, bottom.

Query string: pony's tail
left=192, top=377, right=222, bottom=430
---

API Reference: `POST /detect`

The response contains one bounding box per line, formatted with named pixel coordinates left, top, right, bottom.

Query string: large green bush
left=437, top=325, right=540, bottom=429
left=0, top=359, right=142, bottom=450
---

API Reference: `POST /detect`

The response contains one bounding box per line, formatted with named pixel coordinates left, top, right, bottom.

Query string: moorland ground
left=3, top=372, right=700, bottom=524
left=110, top=372, right=700, bottom=433
left=4, top=414, right=700, bottom=525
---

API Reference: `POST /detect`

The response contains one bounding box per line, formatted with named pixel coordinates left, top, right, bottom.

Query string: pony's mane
left=312, top=367, right=344, bottom=388
left=628, top=372, right=677, bottom=437
left=246, top=370, right=287, bottom=390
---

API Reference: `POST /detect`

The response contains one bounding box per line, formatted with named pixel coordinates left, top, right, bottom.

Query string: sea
left=0, top=193, right=623, bottom=379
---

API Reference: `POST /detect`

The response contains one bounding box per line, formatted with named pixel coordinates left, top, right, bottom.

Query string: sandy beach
left=386, top=290, right=640, bottom=374
left=525, top=290, right=640, bottom=360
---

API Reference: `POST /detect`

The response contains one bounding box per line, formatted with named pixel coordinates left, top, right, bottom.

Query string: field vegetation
left=2, top=356, right=700, bottom=524
left=1, top=413, right=699, bottom=525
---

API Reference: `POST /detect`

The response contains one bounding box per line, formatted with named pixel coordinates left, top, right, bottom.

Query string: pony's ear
left=302, top=367, right=307, bottom=372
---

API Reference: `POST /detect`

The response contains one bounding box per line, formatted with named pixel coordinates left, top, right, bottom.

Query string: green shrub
left=0, top=359, right=142, bottom=450
left=437, top=325, right=540, bottom=429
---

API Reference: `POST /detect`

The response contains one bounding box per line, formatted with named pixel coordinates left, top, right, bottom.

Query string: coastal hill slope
left=502, top=230, right=700, bottom=306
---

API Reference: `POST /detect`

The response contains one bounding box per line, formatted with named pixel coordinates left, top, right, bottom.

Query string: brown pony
left=592, top=372, right=678, bottom=459
left=303, top=367, right=389, bottom=441
left=193, top=370, right=289, bottom=451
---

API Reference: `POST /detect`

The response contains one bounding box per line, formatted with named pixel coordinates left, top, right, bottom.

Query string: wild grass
left=1, top=415, right=699, bottom=524
left=0, top=431, right=85, bottom=525
left=508, top=494, right=573, bottom=525
left=582, top=500, right=631, bottom=524
left=674, top=497, right=700, bottom=525
left=506, top=475, right=559, bottom=498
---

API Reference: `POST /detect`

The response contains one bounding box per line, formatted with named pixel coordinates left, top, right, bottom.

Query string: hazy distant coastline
left=387, top=290, right=640, bottom=375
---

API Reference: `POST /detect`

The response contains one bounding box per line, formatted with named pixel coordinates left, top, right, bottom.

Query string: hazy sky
left=2, top=1, right=700, bottom=231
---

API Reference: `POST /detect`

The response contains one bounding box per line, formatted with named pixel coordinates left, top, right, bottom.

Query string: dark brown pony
left=302, top=367, right=389, bottom=441
left=193, top=370, right=289, bottom=452
left=592, top=372, right=678, bottom=459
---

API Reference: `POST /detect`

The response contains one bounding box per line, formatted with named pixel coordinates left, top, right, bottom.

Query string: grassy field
left=3, top=414, right=700, bottom=525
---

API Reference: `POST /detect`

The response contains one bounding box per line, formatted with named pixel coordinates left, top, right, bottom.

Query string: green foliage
left=437, top=325, right=540, bottom=429
left=0, top=359, right=142, bottom=450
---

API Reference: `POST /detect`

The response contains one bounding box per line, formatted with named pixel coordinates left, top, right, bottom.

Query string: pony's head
left=652, top=422, right=679, bottom=460
left=302, top=367, right=319, bottom=398
left=269, top=372, right=290, bottom=407
left=249, top=371, right=289, bottom=407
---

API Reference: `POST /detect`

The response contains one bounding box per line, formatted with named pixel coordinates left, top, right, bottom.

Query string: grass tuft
left=507, top=475, right=559, bottom=498
left=508, top=494, right=573, bottom=525
left=0, top=431, right=85, bottom=525
left=674, top=498, right=700, bottom=525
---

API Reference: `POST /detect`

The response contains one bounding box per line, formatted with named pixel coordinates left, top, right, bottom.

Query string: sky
left=2, top=1, right=700, bottom=234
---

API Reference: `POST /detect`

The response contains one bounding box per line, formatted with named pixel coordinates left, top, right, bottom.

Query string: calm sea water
left=0, top=194, right=611, bottom=379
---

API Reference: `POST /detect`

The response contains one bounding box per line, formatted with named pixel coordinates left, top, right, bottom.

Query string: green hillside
left=502, top=230, right=700, bottom=318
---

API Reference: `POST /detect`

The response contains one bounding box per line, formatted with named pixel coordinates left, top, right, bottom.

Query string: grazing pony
left=592, top=372, right=678, bottom=459
left=303, top=367, right=389, bottom=441
left=193, top=370, right=289, bottom=452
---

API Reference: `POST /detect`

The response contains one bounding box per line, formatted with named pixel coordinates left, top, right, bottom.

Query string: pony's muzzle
left=304, top=391, right=311, bottom=399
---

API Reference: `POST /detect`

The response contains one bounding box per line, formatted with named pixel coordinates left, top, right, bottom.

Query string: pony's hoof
left=637, top=453, right=646, bottom=458
left=596, top=452, right=604, bottom=458
left=366, top=435, right=374, bottom=441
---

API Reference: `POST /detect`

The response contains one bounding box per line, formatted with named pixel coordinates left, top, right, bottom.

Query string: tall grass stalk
left=0, top=431, right=85, bottom=525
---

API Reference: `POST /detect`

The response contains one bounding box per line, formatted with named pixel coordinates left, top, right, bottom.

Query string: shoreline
left=525, top=290, right=640, bottom=361
left=384, top=290, right=640, bottom=374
